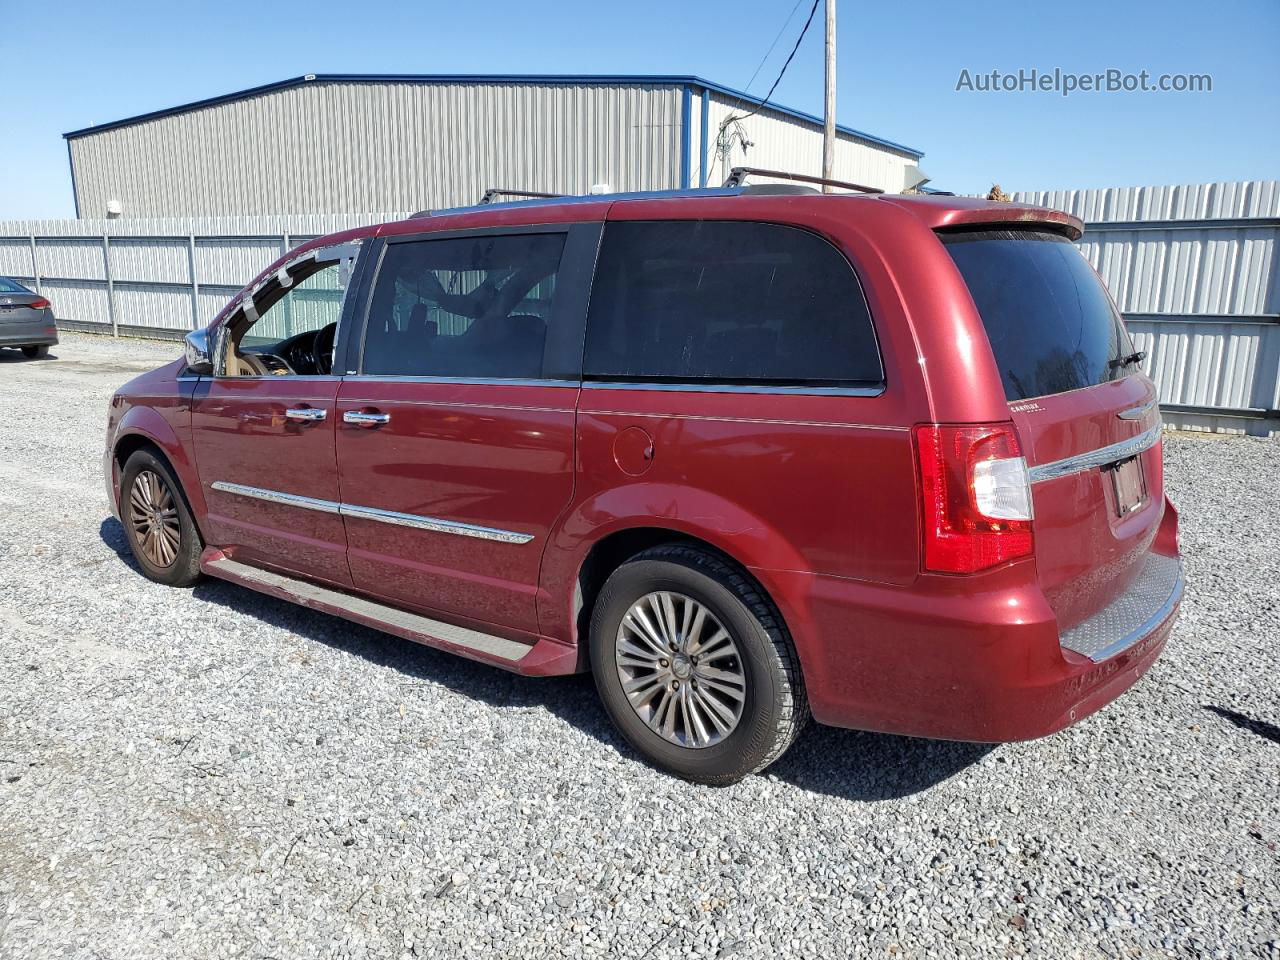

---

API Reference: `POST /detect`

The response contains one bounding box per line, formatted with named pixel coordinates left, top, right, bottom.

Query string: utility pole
left=822, top=0, right=836, bottom=191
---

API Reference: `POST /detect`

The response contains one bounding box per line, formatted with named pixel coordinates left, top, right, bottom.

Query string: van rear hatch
left=942, top=228, right=1174, bottom=649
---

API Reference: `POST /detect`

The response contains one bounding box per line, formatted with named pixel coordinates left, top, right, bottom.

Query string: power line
left=707, top=0, right=823, bottom=181
left=741, top=0, right=807, bottom=95
left=741, top=0, right=822, bottom=122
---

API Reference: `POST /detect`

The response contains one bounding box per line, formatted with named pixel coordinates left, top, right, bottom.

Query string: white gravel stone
left=0, top=332, right=1278, bottom=958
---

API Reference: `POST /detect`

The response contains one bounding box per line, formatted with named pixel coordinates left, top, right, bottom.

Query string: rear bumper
left=756, top=499, right=1183, bottom=743
left=0, top=316, right=59, bottom=347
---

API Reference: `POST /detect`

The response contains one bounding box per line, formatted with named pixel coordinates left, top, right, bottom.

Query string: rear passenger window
left=362, top=233, right=566, bottom=378
left=584, top=221, right=882, bottom=387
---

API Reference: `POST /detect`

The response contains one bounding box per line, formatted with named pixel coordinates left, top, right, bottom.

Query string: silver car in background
left=0, top=277, right=58, bottom=358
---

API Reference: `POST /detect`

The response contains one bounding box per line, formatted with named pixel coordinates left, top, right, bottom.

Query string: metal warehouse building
left=63, top=74, right=925, bottom=218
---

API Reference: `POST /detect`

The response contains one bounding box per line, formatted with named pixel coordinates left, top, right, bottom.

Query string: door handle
left=343, top=410, right=391, bottom=427
left=285, top=407, right=327, bottom=423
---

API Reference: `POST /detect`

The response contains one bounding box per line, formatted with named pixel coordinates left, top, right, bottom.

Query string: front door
left=191, top=245, right=359, bottom=588
left=335, top=226, right=597, bottom=634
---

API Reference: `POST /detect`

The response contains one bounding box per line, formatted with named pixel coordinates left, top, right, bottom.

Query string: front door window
left=217, top=248, right=356, bottom=378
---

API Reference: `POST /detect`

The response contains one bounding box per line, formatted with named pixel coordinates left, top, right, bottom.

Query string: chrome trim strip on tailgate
left=1117, top=396, right=1159, bottom=420
left=1029, top=423, right=1162, bottom=484
left=209, top=481, right=534, bottom=544
left=1059, top=553, right=1184, bottom=662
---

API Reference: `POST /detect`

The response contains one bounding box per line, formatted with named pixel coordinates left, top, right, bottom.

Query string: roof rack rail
left=478, top=187, right=567, bottom=205
left=722, top=166, right=884, bottom=195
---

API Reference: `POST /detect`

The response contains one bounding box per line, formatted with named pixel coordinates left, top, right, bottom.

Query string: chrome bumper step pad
left=1059, top=552, right=1184, bottom=663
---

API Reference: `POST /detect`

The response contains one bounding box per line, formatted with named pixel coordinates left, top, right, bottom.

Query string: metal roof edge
left=63, top=75, right=319, bottom=139
left=683, top=76, right=923, bottom=158
left=62, top=73, right=924, bottom=158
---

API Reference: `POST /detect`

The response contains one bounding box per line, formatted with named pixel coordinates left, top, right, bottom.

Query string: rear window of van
left=942, top=229, right=1136, bottom=401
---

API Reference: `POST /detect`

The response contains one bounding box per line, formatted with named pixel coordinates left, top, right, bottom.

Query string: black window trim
left=347, top=222, right=603, bottom=384
left=580, top=219, right=886, bottom=397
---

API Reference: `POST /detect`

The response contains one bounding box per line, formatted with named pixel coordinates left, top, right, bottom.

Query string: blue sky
left=1, top=0, right=1275, bottom=219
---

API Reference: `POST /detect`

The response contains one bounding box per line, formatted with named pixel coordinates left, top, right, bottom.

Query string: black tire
left=589, top=544, right=809, bottom=784
left=21, top=345, right=49, bottom=359
left=119, top=449, right=204, bottom=587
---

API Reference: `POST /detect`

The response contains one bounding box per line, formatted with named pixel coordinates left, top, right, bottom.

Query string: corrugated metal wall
left=702, top=93, right=916, bottom=192
left=68, top=81, right=686, bottom=218
left=1006, top=181, right=1280, bottom=435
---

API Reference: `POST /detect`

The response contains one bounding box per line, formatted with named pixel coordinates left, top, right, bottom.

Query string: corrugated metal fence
left=1, top=180, right=1276, bottom=434
left=1008, top=181, right=1279, bottom=435
left=0, top=213, right=410, bottom=338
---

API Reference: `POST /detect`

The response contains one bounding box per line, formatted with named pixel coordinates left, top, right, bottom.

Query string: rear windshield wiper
left=1109, top=350, right=1146, bottom=369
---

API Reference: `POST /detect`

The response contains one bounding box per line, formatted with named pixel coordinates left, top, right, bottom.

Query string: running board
left=201, top=553, right=533, bottom=664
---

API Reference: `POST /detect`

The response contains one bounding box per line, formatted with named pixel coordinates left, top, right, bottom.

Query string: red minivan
left=104, top=185, right=1183, bottom=783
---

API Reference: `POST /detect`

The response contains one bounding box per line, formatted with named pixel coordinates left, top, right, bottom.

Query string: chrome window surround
left=582, top=380, right=885, bottom=397
left=208, top=375, right=344, bottom=383
left=1028, top=422, right=1163, bottom=484
left=209, top=481, right=533, bottom=544
left=341, top=375, right=579, bottom=388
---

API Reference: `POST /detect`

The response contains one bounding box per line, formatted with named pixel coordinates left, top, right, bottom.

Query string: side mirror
left=184, top=328, right=213, bottom=375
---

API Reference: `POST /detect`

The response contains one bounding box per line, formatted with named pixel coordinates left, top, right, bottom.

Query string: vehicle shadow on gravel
left=1204, top=705, right=1280, bottom=745
left=101, top=517, right=993, bottom=802
left=0, top=348, right=60, bottom=363
left=766, top=729, right=994, bottom=801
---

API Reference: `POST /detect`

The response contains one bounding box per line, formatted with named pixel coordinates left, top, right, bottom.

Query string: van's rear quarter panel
left=544, top=388, right=923, bottom=649
left=542, top=195, right=942, bottom=649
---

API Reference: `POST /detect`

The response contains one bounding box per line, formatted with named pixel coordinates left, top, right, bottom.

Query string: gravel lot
left=1, top=332, right=1277, bottom=959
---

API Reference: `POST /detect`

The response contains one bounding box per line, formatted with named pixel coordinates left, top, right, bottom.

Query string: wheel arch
left=564, top=525, right=797, bottom=674
left=111, top=409, right=210, bottom=538
left=113, top=432, right=165, bottom=471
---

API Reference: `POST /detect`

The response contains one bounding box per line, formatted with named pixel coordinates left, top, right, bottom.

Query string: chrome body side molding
left=339, top=502, right=533, bottom=543
left=209, top=481, right=534, bottom=544
left=211, top=481, right=342, bottom=515
left=1029, top=423, right=1163, bottom=484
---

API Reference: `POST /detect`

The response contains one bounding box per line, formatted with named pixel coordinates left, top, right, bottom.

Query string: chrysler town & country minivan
left=103, top=185, right=1183, bottom=783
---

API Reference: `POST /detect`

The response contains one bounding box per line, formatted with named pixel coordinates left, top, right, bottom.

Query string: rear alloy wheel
left=590, top=545, right=809, bottom=784
left=21, top=345, right=49, bottom=359
left=119, top=449, right=203, bottom=586
left=614, top=591, right=747, bottom=748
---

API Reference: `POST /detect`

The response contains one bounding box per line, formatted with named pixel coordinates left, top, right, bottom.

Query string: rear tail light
left=913, top=422, right=1034, bottom=574
left=29, top=298, right=51, bottom=310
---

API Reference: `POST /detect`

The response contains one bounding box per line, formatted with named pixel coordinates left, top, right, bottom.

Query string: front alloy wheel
left=119, top=449, right=203, bottom=586
left=128, top=469, right=182, bottom=568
